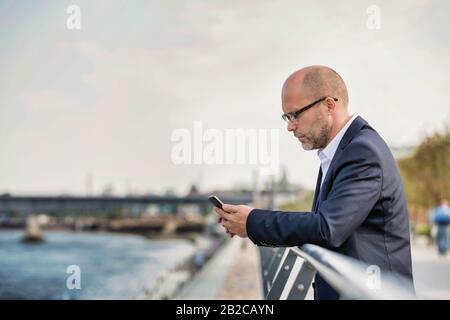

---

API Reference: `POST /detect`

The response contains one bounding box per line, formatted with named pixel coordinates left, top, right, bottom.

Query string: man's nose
left=287, top=121, right=297, bottom=132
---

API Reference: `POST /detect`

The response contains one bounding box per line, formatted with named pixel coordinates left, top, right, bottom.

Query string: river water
left=0, top=230, right=195, bottom=299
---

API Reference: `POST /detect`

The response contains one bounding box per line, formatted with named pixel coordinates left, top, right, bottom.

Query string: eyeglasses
left=281, top=96, right=338, bottom=123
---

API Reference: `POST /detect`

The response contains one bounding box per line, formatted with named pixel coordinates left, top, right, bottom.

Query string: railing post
left=264, top=248, right=287, bottom=295
left=259, top=247, right=276, bottom=297
left=266, top=250, right=298, bottom=300
left=286, top=260, right=316, bottom=300
left=260, top=247, right=276, bottom=273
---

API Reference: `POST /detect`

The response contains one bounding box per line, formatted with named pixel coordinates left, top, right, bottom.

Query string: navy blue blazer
left=247, top=116, right=414, bottom=299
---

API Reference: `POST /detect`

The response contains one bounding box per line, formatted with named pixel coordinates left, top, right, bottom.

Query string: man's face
left=282, top=91, right=331, bottom=151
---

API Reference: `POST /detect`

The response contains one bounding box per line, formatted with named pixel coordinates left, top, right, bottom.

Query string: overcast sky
left=0, top=0, right=449, bottom=196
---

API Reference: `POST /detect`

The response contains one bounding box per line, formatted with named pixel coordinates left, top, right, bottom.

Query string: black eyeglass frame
left=282, top=96, right=338, bottom=123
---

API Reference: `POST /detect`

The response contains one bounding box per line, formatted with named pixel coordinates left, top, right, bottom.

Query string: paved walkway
left=412, top=242, right=450, bottom=300
left=174, top=237, right=263, bottom=299
left=216, top=238, right=263, bottom=299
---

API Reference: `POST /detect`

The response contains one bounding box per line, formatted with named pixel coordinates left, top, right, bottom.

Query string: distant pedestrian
left=431, top=199, right=450, bottom=256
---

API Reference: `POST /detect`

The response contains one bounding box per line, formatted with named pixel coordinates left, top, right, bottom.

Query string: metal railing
left=259, top=244, right=416, bottom=300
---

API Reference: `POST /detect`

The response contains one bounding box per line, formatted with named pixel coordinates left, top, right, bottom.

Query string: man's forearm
left=246, top=209, right=331, bottom=247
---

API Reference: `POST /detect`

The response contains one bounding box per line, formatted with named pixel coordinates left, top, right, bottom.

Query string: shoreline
left=136, top=232, right=229, bottom=299
left=0, top=227, right=229, bottom=300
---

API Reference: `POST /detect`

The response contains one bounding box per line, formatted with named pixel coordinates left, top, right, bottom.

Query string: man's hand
left=217, top=216, right=236, bottom=238
left=215, top=204, right=254, bottom=238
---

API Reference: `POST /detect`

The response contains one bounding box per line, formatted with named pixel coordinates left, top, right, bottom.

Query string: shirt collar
left=318, top=114, right=358, bottom=163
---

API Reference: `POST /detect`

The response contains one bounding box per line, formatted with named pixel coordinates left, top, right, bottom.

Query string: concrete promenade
left=175, top=237, right=263, bottom=299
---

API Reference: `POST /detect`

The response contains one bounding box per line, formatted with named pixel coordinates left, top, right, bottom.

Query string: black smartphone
left=208, top=195, right=224, bottom=209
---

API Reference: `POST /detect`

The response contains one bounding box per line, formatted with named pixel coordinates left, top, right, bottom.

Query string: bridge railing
left=259, top=244, right=416, bottom=300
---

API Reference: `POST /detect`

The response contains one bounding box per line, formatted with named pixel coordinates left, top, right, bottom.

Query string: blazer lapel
left=316, top=116, right=369, bottom=206
left=312, top=167, right=322, bottom=211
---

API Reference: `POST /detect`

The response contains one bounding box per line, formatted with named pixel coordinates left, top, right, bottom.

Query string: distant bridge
left=0, top=194, right=254, bottom=216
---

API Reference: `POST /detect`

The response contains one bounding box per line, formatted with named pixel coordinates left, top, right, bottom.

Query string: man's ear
left=326, top=97, right=337, bottom=114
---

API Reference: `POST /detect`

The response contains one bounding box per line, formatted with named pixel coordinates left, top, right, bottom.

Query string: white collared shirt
left=318, top=114, right=358, bottom=187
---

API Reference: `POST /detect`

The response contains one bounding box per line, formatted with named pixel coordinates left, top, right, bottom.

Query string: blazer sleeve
left=246, top=142, right=383, bottom=248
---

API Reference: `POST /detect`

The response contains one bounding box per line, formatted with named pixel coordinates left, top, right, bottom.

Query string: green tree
left=398, top=129, right=450, bottom=211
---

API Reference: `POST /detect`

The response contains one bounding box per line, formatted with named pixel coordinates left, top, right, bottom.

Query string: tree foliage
left=398, top=129, right=450, bottom=210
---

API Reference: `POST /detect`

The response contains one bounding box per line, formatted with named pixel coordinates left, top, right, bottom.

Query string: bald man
left=215, top=65, right=414, bottom=300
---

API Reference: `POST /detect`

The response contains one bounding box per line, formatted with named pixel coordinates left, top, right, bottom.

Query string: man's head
left=281, top=65, right=349, bottom=150
left=440, top=199, right=449, bottom=207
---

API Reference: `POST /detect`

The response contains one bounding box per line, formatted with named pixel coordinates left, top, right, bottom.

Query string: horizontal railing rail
left=260, top=244, right=416, bottom=300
